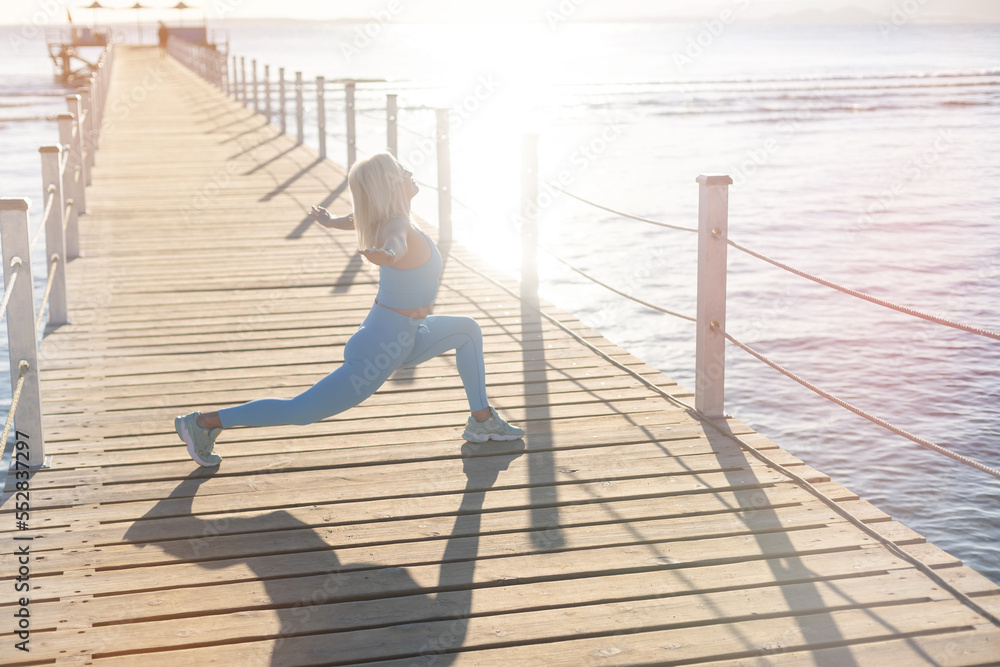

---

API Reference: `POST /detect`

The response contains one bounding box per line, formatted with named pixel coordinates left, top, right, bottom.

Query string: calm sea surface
left=1, top=20, right=998, bottom=581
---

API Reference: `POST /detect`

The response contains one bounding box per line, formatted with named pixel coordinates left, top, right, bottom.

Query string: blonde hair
left=348, top=152, right=412, bottom=257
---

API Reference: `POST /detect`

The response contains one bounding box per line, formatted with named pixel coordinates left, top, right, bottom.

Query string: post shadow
left=122, top=440, right=523, bottom=665
left=520, top=298, right=566, bottom=550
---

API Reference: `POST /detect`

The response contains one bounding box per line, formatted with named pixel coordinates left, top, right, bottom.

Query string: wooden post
left=345, top=82, right=356, bottom=168
left=0, top=199, right=46, bottom=467
left=65, top=95, right=87, bottom=214
left=251, top=59, right=258, bottom=113
left=317, top=76, right=326, bottom=159
left=240, top=56, right=247, bottom=105
left=77, top=86, right=94, bottom=183
left=386, top=94, right=398, bottom=157
left=57, top=113, right=80, bottom=260
left=521, top=133, right=539, bottom=309
left=232, top=55, right=238, bottom=99
left=264, top=64, right=271, bottom=122
left=278, top=67, right=286, bottom=135
left=436, top=108, right=452, bottom=246
left=695, top=173, right=733, bottom=417
left=89, top=74, right=102, bottom=152
left=295, top=71, right=304, bottom=145
left=39, top=147, right=68, bottom=328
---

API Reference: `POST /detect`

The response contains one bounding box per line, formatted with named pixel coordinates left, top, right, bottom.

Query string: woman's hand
left=360, top=247, right=396, bottom=266
left=309, top=205, right=355, bottom=230
left=308, top=205, right=332, bottom=223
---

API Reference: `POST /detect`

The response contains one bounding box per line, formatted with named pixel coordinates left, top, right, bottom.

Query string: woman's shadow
left=123, top=440, right=524, bottom=665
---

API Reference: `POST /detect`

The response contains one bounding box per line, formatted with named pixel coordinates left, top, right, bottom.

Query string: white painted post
left=251, top=59, right=258, bottom=113
left=316, top=76, right=326, bottom=159
left=0, top=199, right=46, bottom=466
left=57, top=113, right=81, bottom=259
left=386, top=94, right=398, bottom=157
left=436, top=108, right=452, bottom=246
left=345, top=82, right=356, bottom=168
left=66, top=94, right=89, bottom=207
left=89, top=74, right=102, bottom=152
left=240, top=56, right=247, bottom=105
left=521, top=134, right=539, bottom=308
left=78, top=85, right=94, bottom=181
left=278, top=67, right=286, bottom=134
left=694, top=173, right=733, bottom=417
left=264, top=64, right=271, bottom=122
left=295, top=71, right=304, bottom=145
left=39, top=146, right=68, bottom=327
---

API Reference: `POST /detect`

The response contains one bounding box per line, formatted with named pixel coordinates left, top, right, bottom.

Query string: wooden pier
left=3, top=46, right=1000, bottom=665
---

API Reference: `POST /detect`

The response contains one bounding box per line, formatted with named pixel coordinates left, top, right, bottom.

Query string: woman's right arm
left=309, top=205, right=355, bottom=230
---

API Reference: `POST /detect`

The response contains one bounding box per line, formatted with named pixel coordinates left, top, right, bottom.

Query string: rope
left=34, top=255, right=59, bottom=333
left=0, top=259, right=21, bottom=322
left=727, top=237, right=1000, bottom=342
left=30, top=186, right=57, bottom=251
left=546, top=183, right=698, bottom=234
left=537, top=243, right=697, bottom=323
left=716, top=323, right=1000, bottom=480
left=445, top=250, right=1000, bottom=629
left=0, top=361, right=29, bottom=450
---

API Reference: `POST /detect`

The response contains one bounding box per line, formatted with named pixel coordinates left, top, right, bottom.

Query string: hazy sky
left=2, top=0, right=998, bottom=25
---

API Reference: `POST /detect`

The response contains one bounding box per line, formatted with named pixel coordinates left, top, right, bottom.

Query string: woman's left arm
left=361, top=218, right=409, bottom=266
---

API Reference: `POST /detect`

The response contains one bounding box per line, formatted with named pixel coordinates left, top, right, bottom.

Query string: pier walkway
left=4, top=46, right=1000, bottom=666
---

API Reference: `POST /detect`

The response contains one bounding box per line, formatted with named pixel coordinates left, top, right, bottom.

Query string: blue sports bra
left=375, top=227, right=442, bottom=309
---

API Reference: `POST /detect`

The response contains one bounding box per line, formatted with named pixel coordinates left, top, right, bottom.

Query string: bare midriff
left=375, top=299, right=433, bottom=319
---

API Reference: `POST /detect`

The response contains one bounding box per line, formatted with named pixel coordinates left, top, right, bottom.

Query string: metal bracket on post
left=521, top=133, right=539, bottom=310
left=435, top=108, right=452, bottom=247
left=317, top=76, right=326, bottom=159
left=386, top=94, right=398, bottom=157
left=345, top=82, right=356, bottom=168
left=0, top=199, right=48, bottom=470
left=694, top=173, right=733, bottom=418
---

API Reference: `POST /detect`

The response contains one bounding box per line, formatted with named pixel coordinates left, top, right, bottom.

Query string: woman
left=175, top=153, right=524, bottom=467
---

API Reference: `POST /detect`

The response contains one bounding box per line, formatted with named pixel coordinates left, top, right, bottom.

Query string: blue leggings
left=217, top=303, right=490, bottom=428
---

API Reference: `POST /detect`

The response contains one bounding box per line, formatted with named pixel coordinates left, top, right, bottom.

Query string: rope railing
left=546, top=182, right=699, bottom=234
left=726, top=237, right=1000, bottom=342
left=0, top=41, right=112, bottom=470
left=30, top=186, right=57, bottom=251
left=538, top=243, right=697, bottom=323
left=716, top=323, right=1000, bottom=480
left=0, top=258, right=22, bottom=322
left=0, top=360, right=29, bottom=454
left=34, top=255, right=60, bottom=333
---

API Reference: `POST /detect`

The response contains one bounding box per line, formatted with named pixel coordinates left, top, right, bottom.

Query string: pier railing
left=123, top=41, right=1000, bottom=481
left=1, top=43, right=114, bottom=470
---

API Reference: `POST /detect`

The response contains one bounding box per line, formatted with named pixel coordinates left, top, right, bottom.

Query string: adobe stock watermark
left=545, top=0, right=588, bottom=30
left=7, top=0, right=63, bottom=53
left=102, top=64, right=168, bottom=135
left=877, top=0, right=929, bottom=39
left=511, top=113, right=625, bottom=231
left=849, top=128, right=954, bottom=240
left=673, top=0, right=752, bottom=73
left=403, top=74, right=501, bottom=170
left=341, top=0, right=405, bottom=63
left=730, top=104, right=814, bottom=188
